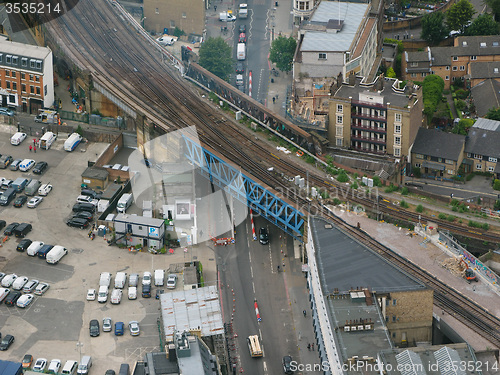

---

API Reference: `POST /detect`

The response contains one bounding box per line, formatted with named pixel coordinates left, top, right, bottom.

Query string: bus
left=247, top=335, right=263, bottom=357
left=64, top=132, right=83, bottom=152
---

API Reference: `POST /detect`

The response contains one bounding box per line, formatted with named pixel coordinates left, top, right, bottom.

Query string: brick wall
left=95, top=133, right=123, bottom=167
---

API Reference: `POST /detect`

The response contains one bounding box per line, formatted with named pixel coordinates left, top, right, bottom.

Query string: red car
left=239, top=33, right=246, bottom=43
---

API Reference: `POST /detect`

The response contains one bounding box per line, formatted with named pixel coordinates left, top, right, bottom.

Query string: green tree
left=452, top=118, right=474, bottom=135
left=173, top=27, right=186, bottom=38
left=386, top=67, right=397, bottom=78
left=494, top=179, right=500, bottom=190
left=485, top=107, right=500, bottom=120
left=464, top=14, right=500, bottom=35
left=198, top=37, right=233, bottom=81
left=484, top=0, right=500, bottom=21
left=446, top=0, right=476, bottom=33
left=421, top=12, right=449, bottom=45
left=422, top=75, right=445, bottom=122
left=269, top=36, right=297, bottom=72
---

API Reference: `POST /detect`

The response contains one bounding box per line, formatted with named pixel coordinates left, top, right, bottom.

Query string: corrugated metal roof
left=302, top=2, right=369, bottom=52
left=472, top=117, right=500, bottom=132
left=396, top=350, right=427, bottom=375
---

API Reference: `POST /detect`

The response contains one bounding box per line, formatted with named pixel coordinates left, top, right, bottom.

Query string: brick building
left=402, top=47, right=432, bottom=80
left=0, top=36, right=54, bottom=113
left=464, top=126, right=500, bottom=178
left=143, top=0, right=205, bottom=37
left=328, top=75, right=423, bottom=158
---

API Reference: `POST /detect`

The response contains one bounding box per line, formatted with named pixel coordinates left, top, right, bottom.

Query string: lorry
left=97, top=183, right=123, bottom=212
left=239, top=3, right=248, bottom=18
left=116, top=193, right=133, bottom=213
left=156, top=34, right=178, bottom=46
left=237, top=43, right=246, bottom=61
left=35, top=109, right=59, bottom=124
left=219, top=11, right=236, bottom=22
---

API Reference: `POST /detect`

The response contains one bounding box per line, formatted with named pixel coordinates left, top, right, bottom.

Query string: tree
left=464, top=14, right=500, bottom=35
left=269, top=36, right=297, bottom=72
left=386, top=67, right=397, bottom=78
left=484, top=0, right=500, bottom=21
left=421, top=12, right=449, bottom=45
left=446, top=0, right=476, bottom=33
left=486, top=107, right=500, bottom=120
left=451, top=118, right=474, bottom=135
left=198, top=37, right=233, bottom=81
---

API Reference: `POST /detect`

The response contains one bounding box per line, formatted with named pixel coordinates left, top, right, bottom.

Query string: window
left=453, top=56, right=458, bottom=61
left=30, top=85, right=34, bottom=94
left=36, top=61, right=42, bottom=69
left=337, top=104, right=343, bottom=113
left=44, top=85, right=47, bottom=96
left=21, top=73, right=25, bottom=80
left=386, top=299, right=389, bottom=306
left=29, top=74, right=33, bottom=81
left=394, top=148, right=401, bottom=157
left=446, top=66, right=450, bottom=70
left=170, top=20, right=175, bottom=28
left=386, top=316, right=389, bottom=322
left=411, top=73, right=417, bottom=78
left=11, top=71, right=16, bottom=78
left=415, top=154, right=423, bottom=159
left=438, top=158, right=443, bottom=163
left=392, top=332, right=396, bottom=338
left=445, top=159, right=453, bottom=164
left=447, top=169, right=454, bottom=175
left=480, top=42, right=486, bottom=47
left=336, top=126, right=343, bottom=136
left=392, top=299, right=397, bottom=306
left=319, top=53, right=327, bottom=60
left=0, top=53, right=3, bottom=62
left=30, top=59, right=35, bottom=68
left=476, top=164, right=482, bottom=170
left=474, top=154, right=482, bottom=159
left=336, top=138, right=342, bottom=146
left=6, top=82, right=10, bottom=89
left=466, top=153, right=471, bottom=158
left=12, top=56, right=18, bottom=64
left=21, top=57, right=27, bottom=67
left=411, top=62, right=418, bottom=67
left=488, top=157, right=497, bottom=162
left=395, top=136, right=401, bottom=145
left=488, top=166, right=494, bottom=172
left=471, top=56, right=477, bottom=60
left=6, top=55, right=11, bottom=63
left=21, top=84, right=26, bottom=92
left=421, top=73, right=426, bottom=77
left=452, top=66, right=458, bottom=71
left=445, top=75, right=450, bottom=80
left=138, top=226, right=143, bottom=230
left=337, top=115, right=343, bottom=124
left=415, top=163, right=421, bottom=168
left=36, top=87, right=40, bottom=95
left=392, top=316, right=396, bottom=322
left=182, top=12, right=186, bottom=18
left=460, top=66, right=465, bottom=71
left=155, top=7, right=159, bottom=14
left=35, top=75, right=40, bottom=82
left=395, top=113, right=402, bottom=123
left=5, top=70, right=9, bottom=77
left=12, top=82, right=16, bottom=91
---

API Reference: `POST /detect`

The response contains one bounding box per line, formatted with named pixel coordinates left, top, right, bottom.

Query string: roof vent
left=493, top=42, right=499, bottom=46
left=495, top=68, right=499, bottom=73
left=326, top=19, right=344, bottom=32
left=480, top=42, right=487, bottom=47
left=462, top=41, right=467, bottom=47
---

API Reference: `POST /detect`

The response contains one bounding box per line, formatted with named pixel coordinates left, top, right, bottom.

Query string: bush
left=337, top=173, right=349, bottom=183
left=494, top=179, right=500, bottom=191
left=439, top=213, right=447, bottom=220
left=416, top=204, right=424, bottom=213
left=372, top=176, right=382, bottom=187
left=351, top=182, right=358, bottom=190
left=385, top=184, right=398, bottom=193
left=482, top=223, right=489, bottom=231
left=447, top=215, right=455, bottom=222
left=466, top=173, right=475, bottom=181
left=332, top=198, right=342, bottom=205
left=400, top=200, right=409, bottom=209
left=413, top=166, right=421, bottom=178
left=401, top=187, right=409, bottom=195
left=455, top=99, right=466, bottom=111
left=455, top=89, right=469, bottom=99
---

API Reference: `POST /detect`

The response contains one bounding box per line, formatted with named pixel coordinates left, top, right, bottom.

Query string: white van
left=19, top=159, right=35, bottom=172
left=0, top=287, right=10, bottom=302
left=114, top=272, right=127, bottom=289
left=97, top=286, right=108, bottom=303
left=237, top=43, right=246, bottom=60
left=46, top=245, right=68, bottom=264
left=27, top=241, right=44, bottom=256
left=128, top=286, right=137, bottom=300
left=40, top=131, right=57, bottom=149
left=77, top=356, right=92, bottom=375
left=154, top=269, right=164, bottom=286
left=100, top=272, right=111, bottom=287
left=10, top=132, right=27, bottom=145
left=116, top=194, right=133, bottom=213
left=62, top=360, right=78, bottom=375
left=38, top=183, right=53, bottom=196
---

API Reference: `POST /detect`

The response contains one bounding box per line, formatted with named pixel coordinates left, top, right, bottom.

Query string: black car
left=73, top=211, right=94, bottom=221
left=67, top=217, right=90, bottom=229
left=282, top=355, right=293, bottom=374
left=155, top=289, right=164, bottom=299
left=142, top=284, right=151, bottom=298
left=236, top=62, right=245, bottom=74
left=259, top=227, right=269, bottom=245
left=239, top=24, right=246, bottom=33
left=89, top=319, right=100, bottom=337
left=13, top=195, right=28, bottom=208
left=32, top=161, right=48, bottom=174
left=4, top=291, right=21, bottom=306
left=0, top=155, right=13, bottom=169
left=72, top=202, right=96, bottom=213
left=81, top=188, right=102, bottom=199
left=16, top=239, right=32, bottom=252
left=13, top=223, right=32, bottom=238
left=0, top=334, right=14, bottom=350
left=4, top=222, right=19, bottom=236
left=105, top=371, right=116, bottom=375
left=0, top=220, right=6, bottom=231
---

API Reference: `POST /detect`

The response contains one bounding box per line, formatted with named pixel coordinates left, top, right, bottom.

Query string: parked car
left=19, top=159, right=35, bottom=172
left=128, top=321, right=140, bottom=336
left=0, top=155, right=13, bottom=169
left=23, top=279, right=39, bottom=293
left=32, top=161, right=48, bottom=174
left=34, top=282, right=50, bottom=296
left=142, top=271, right=152, bottom=286
left=33, top=358, right=48, bottom=372
left=103, top=317, right=112, bottom=332
left=4, top=291, right=22, bottom=306
left=239, top=24, right=246, bottom=32
left=9, top=159, right=22, bottom=171
left=73, top=211, right=93, bottom=221
left=89, top=319, right=100, bottom=337
left=12, top=276, right=29, bottom=290
left=17, top=294, right=34, bottom=308
left=16, top=238, right=32, bottom=252
left=128, top=286, right=137, bottom=300
left=259, top=227, right=269, bottom=245
left=72, top=202, right=96, bottom=213
left=38, top=183, right=52, bottom=196
left=1, top=274, right=17, bottom=287
left=238, top=32, right=246, bottom=43
left=86, top=289, right=96, bottom=301
left=0, top=107, right=15, bottom=116
left=0, top=287, right=10, bottom=303
left=13, top=195, right=28, bottom=208
left=4, top=222, right=19, bottom=236
left=0, top=220, right=5, bottom=231
left=0, top=335, right=14, bottom=350
left=236, top=62, right=245, bottom=74
left=142, top=284, right=151, bottom=298
left=129, top=273, right=139, bottom=287
left=27, top=196, right=43, bottom=208
left=282, top=355, right=293, bottom=374
left=166, top=274, right=177, bottom=289
left=114, top=321, right=124, bottom=336
left=13, top=223, right=32, bottom=237
left=110, top=289, right=123, bottom=304
left=22, top=354, right=33, bottom=369
left=47, top=359, right=61, bottom=374
left=67, top=217, right=90, bottom=229
left=27, top=241, right=44, bottom=256
left=10, top=132, right=26, bottom=145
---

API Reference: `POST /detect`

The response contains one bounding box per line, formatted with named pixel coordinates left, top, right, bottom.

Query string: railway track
left=38, top=0, right=500, bottom=348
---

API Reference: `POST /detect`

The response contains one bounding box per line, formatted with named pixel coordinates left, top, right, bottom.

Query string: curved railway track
left=40, top=0, right=500, bottom=348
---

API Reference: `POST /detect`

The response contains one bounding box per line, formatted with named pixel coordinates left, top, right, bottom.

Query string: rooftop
left=469, top=61, right=500, bottom=80
left=0, top=36, right=52, bottom=59
left=405, top=49, right=430, bottom=63
left=310, top=216, right=425, bottom=294
left=412, top=128, right=465, bottom=161
left=431, top=36, right=500, bottom=66
left=472, top=117, right=500, bottom=132
left=470, top=79, right=500, bottom=117
left=115, top=213, right=165, bottom=227
left=465, top=127, right=500, bottom=159
left=335, top=76, right=419, bottom=108
left=81, top=166, right=109, bottom=180
left=301, top=2, right=370, bottom=52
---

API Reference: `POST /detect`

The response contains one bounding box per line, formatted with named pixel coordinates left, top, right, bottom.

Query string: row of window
left=2, top=81, right=42, bottom=95
left=4, top=70, right=40, bottom=82
left=295, top=1, right=311, bottom=10
left=452, top=55, right=478, bottom=61
left=410, top=72, right=428, bottom=78
left=476, top=164, right=496, bottom=172
left=447, top=65, right=466, bottom=71
left=466, top=153, right=497, bottom=162
left=0, top=54, right=43, bottom=70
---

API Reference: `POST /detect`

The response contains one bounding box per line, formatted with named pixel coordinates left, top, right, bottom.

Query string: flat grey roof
left=81, top=166, right=109, bottom=180
left=310, top=217, right=425, bottom=294
left=301, top=2, right=369, bottom=52
left=472, top=117, right=500, bottom=132
left=0, top=37, right=51, bottom=59
left=115, top=213, right=165, bottom=227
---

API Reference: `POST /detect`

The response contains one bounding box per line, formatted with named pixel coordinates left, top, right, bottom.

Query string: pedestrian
left=214, top=4, right=217, bottom=11
left=34, top=146, right=36, bottom=153
left=303, top=310, right=306, bottom=317
left=312, top=343, right=314, bottom=351
left=33, top=139, right=36, bottom=146
left=272, top=96, right=275, bottom=103
left=307, top=343, right=311, bottom=351
left=29, top=145, right=32, bottom=152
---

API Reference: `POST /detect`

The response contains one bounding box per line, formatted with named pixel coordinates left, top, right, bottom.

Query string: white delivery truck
left=237, top=43, right=246, bottom=60
left=154, top=269, right=165, bottom=286
left=116, top=193, right=133, bottom=213
left=219, top=11, right=236, bottom=22
left=239, top=3, right=248, bottom=18
left=40, top=131, right=57, bottom=149
left=46, top=245, right=68, bottom=264
left=114, top=272, right=127, bottom=289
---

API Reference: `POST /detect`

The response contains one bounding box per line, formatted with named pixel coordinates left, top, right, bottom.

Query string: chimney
left=348, top=72, right=356, bottom=86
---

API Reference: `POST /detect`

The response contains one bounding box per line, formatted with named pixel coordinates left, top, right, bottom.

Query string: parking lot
left=0, top=126, right=218, bottom=372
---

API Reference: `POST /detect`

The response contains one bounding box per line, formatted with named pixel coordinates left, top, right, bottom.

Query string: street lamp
left=76, top=342, right=84, bottom=364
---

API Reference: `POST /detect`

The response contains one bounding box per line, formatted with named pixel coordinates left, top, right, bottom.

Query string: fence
left=438, top=230, right=500, bottom=292
left=60, top=110, right=89, bottom=123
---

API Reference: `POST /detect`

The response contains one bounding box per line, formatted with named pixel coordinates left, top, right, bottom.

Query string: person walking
left=33, top=146, right=36, bottom=153
left=307, top=343, right=311, bottom=351
left=311, top=343, right=314, bottom=351
left=303, top=310, right=306, bottom=317
left=29, top=145, right=32, bottom=152
left=214, top=4, right=217, bottom=11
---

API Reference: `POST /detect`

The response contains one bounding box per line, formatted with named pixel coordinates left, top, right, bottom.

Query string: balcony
left=351, top=122, right=387, bottom=133
left=351, top=112, right=387, bottom=123
left=351, top=99, right=387, bottom=110
left=351, top=134, right=386, bottom=145
left=351, top=145, right=386, bottom=155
